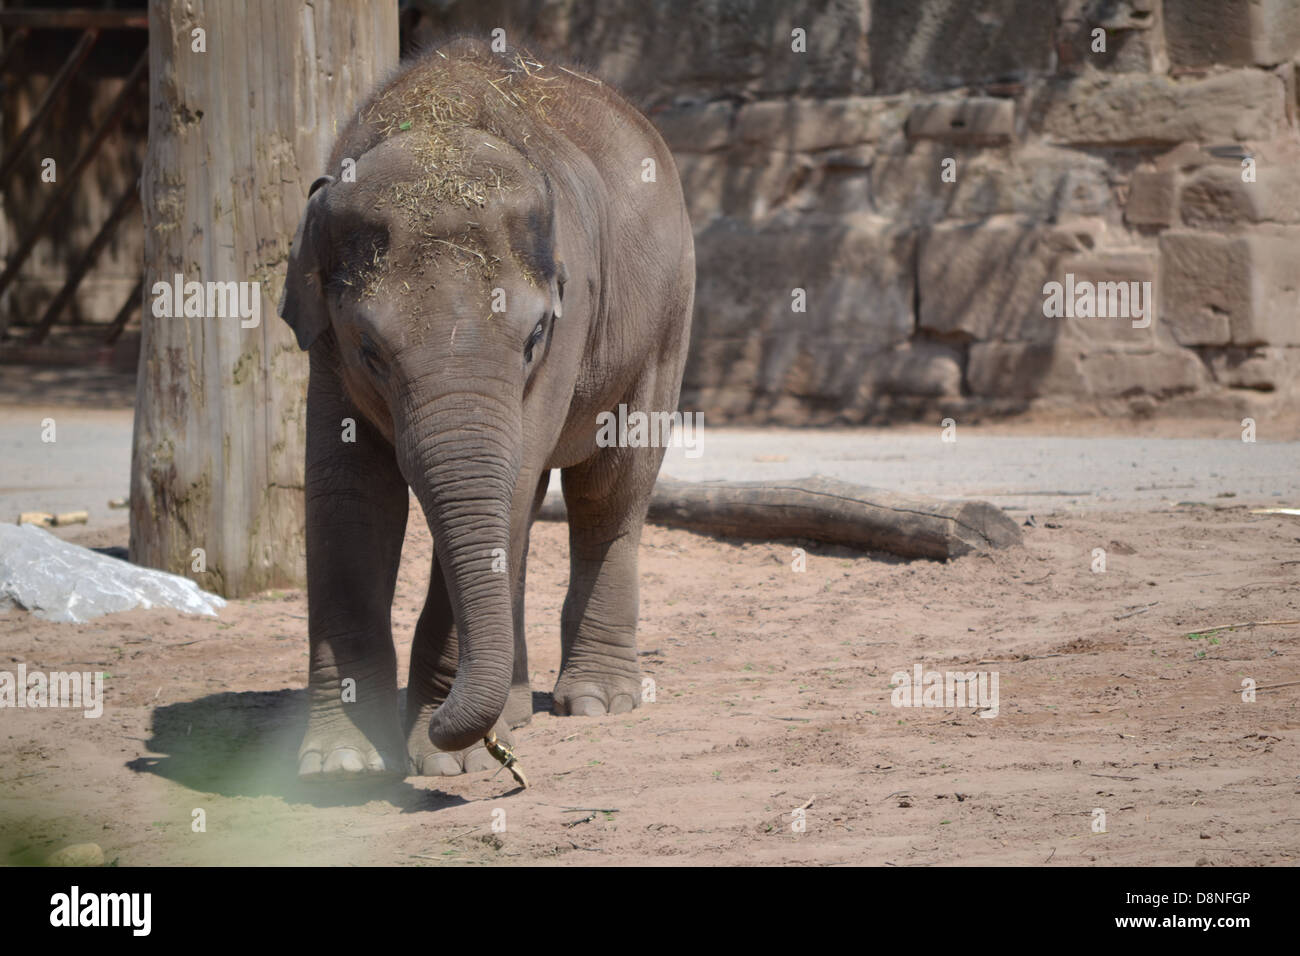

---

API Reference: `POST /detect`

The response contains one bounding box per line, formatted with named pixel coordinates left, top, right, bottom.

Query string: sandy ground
left=1, top=498, right=1297, bottom=866
left=1, top=368, right=1297, bottom=865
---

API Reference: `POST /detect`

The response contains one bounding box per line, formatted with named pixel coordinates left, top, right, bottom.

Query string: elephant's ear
left=279, top=180, right=334, bottom=351
left=551, top=260, right=568, bottom=321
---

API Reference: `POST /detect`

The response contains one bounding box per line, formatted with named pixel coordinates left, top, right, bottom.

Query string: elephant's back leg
left=554, top=365, right=684, bottom=716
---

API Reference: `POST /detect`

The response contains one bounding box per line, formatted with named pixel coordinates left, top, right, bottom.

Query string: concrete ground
left=658, top=429, right=1300, bottom=514
left=0, top=407, right=134, bottom=530
left=2, top=404, right=1298, bottom=531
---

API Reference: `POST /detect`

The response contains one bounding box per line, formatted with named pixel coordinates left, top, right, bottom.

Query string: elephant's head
left=279, top=132, right=568, bottom=751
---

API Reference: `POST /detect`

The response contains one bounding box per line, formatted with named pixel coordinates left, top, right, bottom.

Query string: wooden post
left=130, top=1, right=397, bottom=597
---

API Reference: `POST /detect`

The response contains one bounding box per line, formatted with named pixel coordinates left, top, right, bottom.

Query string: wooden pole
left=130, top=1, right=398, bottom=597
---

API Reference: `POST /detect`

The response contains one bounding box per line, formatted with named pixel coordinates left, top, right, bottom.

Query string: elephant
left=277, top=37, right=694, bottom=781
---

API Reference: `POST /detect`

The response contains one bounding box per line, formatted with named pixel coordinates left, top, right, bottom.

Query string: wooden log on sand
left=538, top=476, right=1022, bottom=561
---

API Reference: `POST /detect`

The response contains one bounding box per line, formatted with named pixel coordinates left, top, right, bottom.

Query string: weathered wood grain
left=130, top=1, right=397, bottom=596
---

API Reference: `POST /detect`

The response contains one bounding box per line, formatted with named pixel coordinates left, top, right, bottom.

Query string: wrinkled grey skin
left=278, top=38, right=693, bottom=780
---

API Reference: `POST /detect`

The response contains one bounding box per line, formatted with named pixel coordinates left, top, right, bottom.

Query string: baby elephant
left=278, top=37, right=694, bottom=781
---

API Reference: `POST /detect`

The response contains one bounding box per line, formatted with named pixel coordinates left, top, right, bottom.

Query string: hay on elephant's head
left=360, top=49, right=561, bottom=247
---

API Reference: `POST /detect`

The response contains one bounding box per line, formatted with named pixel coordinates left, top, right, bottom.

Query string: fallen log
left=538, top=476, right=1021, bottom=560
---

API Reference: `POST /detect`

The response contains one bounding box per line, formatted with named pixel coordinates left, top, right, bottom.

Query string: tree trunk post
left=130, top=1, right=397, bottom=597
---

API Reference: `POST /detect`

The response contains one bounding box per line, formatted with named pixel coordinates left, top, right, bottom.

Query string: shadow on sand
left=125, top=688, right=482, bottom=812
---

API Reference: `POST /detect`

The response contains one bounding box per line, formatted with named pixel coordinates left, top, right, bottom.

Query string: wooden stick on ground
left=1231, top=679, right=1300, bottom=695
left=1187, top=620, right=1300, bottom=635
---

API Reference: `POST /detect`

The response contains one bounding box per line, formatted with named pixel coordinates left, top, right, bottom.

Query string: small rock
left=46, top=843, right=104, bottom=867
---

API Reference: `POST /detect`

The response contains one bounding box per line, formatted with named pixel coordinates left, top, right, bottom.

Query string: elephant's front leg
left=553, top=451, right=658, bottom=716
left=298, top=359, right=409, bottom=781
left=404, top=471, right=547, bottom=775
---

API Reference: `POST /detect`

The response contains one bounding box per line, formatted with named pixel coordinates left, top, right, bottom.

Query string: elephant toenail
left=567, top=695, right=607, bottom=716
left=298, top=751, right=324, bottom=776
left=323, top=748, right=367, bottom=774
left=463, top=748, right=497, bottom=773
left=422, top=753, right=463, bottom=776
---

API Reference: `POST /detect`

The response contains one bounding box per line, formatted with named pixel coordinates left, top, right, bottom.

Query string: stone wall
left=415, top=0, right=1300, bottom=422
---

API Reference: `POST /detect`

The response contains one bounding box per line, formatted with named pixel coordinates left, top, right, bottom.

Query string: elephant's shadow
left=126, top=688, right=469, bottom=811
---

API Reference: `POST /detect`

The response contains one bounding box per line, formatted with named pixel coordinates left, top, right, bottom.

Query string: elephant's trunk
left=399, top=390, right=520, bottom=753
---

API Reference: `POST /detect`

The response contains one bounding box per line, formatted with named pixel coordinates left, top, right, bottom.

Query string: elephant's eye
left=358, top=336, right=386, bottom=377
left=524, top=318, right=546, bottom=363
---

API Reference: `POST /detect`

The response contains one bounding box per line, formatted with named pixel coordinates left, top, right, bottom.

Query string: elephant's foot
left=552, top=666, right=642, bottom=717
left=298, top=692, right=405, bottom=783
left=404, top=710, right=517, bottom=777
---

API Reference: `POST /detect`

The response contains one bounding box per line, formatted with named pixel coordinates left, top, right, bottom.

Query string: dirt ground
left=1, top=493, right=1297, bottom=866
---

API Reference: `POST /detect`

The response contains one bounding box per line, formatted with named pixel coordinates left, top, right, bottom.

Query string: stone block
left=1125, top=170, right=1177, bottom=227
left=871, top=141, right=965, bottom=227
left=733, top=97, right=898, bottom=152
left=967, top=342, right=1086, bottom=398
left=1041, top=70, right=1286, bottom=145
left=1205, top=346, right=1297, bottom=390
left=412, top=0, right=873, bottom=104
left=870, top=0, right=1057, bottom=93
left=1050, top=251, right=1161, bottom=346
left=690, top=213, right=916, bottom=402
left=905, top=97, right=1016, bottom=145
left=1179, top=164, right=1300, bottom=227
left=652, top=102, right=735, bottom=153
left=1160, top=230, right=1300, bottom=346
left=867, top=342, right=965, bottom=398
left=1079, top=346, right=1207, bottom=397
left=947, top=147, right=1112, bottom=220
left=1057, top=0, right=1162, bottom=74
left=968, top=341, right=1206, bottom=398
left=917, top=218, right=1091, bottom=343
left=1165, top=0, right=1300, bottom=68
left=676, top=150, right=817, bottom=223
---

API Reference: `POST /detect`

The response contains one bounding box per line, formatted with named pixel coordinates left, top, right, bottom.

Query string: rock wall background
left=416, top=0, right=1300, bottom=422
